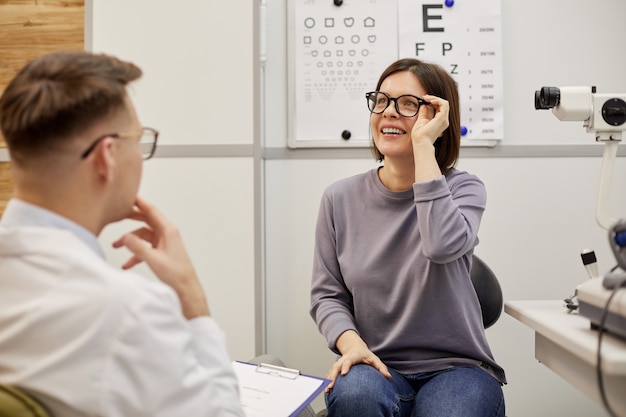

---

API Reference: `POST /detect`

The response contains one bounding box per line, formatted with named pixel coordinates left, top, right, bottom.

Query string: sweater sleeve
left=309, top=190, right=358, bottom=353
left=413, top=172, right=486, bottom=263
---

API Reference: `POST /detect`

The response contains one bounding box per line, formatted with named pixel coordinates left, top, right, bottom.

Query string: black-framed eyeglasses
left=365, top=91, right=431, bottom=118
left=80, top=127, right=159, bottom=160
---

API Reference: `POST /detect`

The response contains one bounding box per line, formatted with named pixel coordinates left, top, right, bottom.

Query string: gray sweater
left=310, top=168, right=506, bottom=384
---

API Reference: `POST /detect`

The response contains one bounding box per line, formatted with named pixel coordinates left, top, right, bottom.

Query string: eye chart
left=398, top=0, right=503, bottom=146
left=288, top=0, right=503, bottom=148
left=288, top=0, right=398, bottom=148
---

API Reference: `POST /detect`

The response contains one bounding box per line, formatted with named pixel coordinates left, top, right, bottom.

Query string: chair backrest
left=470, top=254, right=503, bottom=329
left=0, top=385, right=52, bottom=417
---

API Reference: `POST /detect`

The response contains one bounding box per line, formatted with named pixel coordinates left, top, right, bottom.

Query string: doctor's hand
left=325, top=330, right=391, bottom=392
left=112, top=197, right=209, bottom=320
left=411, top=94, right=450, bottom=146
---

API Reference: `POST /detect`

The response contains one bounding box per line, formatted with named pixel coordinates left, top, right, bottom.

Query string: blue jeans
left=325, top=364, right=505, bottom=417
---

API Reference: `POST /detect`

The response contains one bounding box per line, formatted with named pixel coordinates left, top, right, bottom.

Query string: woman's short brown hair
left=0, top=50, right=142, bottom=165
left=370, top=58, right=461, bottom=174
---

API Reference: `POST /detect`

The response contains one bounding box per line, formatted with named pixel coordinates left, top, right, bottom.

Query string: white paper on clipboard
left=232, top=361, right=331, bottom=417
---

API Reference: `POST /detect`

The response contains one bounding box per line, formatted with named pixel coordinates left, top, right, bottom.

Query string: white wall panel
left=90, top=0, right=255, bottom=146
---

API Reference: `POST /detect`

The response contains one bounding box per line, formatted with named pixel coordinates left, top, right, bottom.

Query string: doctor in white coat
left=0, top=50, right=245, bottom=417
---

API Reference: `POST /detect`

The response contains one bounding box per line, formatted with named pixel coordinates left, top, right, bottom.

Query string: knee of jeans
left=326, top=372, right=415, bottom=417
left=328, top=365, right=412, bottom=407
left=330, top=365, right=386, bottom=398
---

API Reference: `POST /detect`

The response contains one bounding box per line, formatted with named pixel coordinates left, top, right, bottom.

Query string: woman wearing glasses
left=310, top=58, right=506, bottom=417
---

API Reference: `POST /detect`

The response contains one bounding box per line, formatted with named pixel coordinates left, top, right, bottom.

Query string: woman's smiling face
left=370, top=71, right=427, bottom=161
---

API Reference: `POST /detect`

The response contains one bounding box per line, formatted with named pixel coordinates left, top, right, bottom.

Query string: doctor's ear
left=92, top=138, right=116, bottom=182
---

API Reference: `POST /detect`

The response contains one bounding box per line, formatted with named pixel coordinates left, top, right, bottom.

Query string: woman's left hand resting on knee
left=325, top=330, right=392, bottom=392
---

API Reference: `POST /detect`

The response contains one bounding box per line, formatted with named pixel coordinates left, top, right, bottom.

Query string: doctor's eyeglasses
left=80, top=127, right=159, bottom=160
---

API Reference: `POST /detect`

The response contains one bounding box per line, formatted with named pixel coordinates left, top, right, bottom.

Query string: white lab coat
left=0, top=200, right=244, bottom=417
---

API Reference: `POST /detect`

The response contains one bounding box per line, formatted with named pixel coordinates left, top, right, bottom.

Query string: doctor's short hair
left=370, top=58, right=461, bottom=175
left=0, top=50, right=142, bottom=165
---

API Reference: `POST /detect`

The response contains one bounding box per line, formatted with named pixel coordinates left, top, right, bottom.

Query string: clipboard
left=232, top=361, right=331, bottom=417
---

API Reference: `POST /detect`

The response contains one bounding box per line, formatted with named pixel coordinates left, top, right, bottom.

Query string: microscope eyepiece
left=534, top=86, right=561, bottom=110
